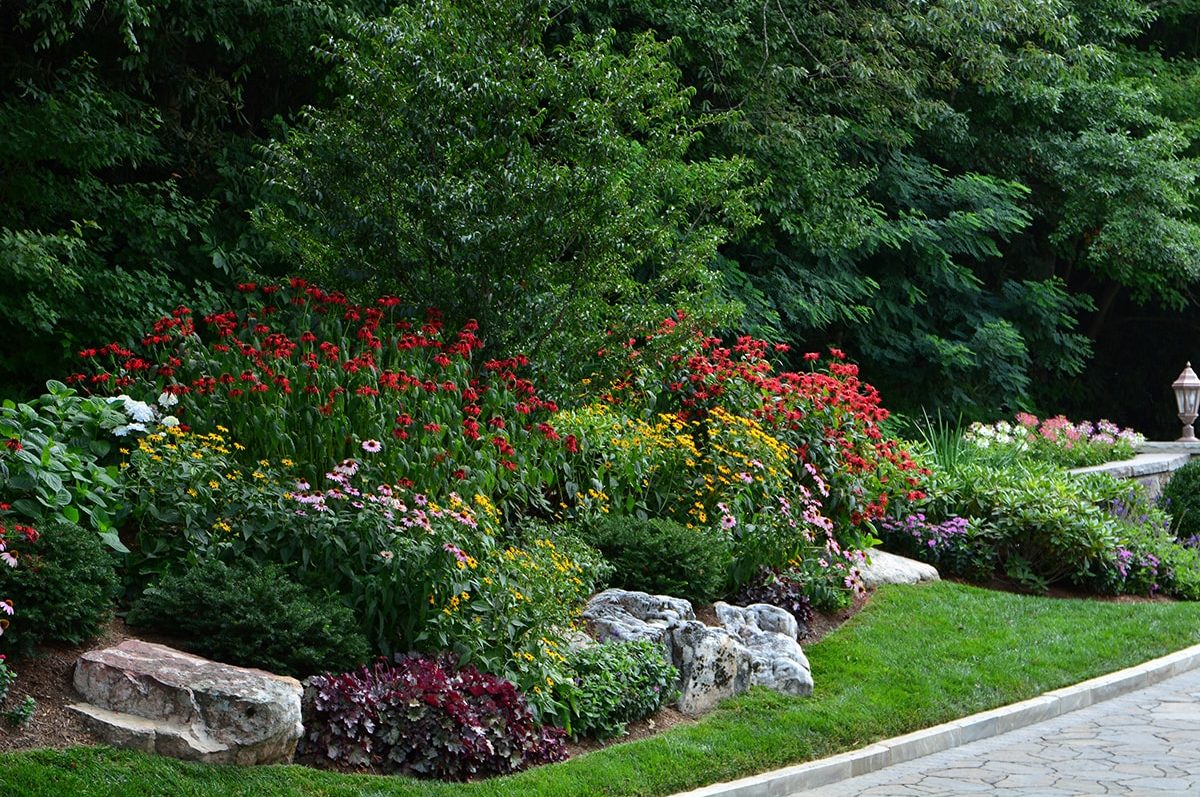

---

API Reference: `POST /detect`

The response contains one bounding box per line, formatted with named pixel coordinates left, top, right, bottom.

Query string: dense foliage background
left=6, top=0, right=1200, bottom=431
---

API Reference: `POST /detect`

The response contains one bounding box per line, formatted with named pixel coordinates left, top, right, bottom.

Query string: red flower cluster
left=599, top=320, right=927, bottom=527
left=72, top=280, right=568, bottom=499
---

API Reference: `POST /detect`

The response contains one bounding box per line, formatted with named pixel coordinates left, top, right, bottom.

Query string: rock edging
left=69, top=639, right=302, bottom=765
left=582, top=589, right=813, bottom=715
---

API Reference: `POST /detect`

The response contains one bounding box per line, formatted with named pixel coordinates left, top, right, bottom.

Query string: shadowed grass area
left=3, top=581, right=1199, bottom=797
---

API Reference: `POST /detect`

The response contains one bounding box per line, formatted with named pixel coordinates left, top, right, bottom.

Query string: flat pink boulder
left=69, top=639, right=302, bottom=765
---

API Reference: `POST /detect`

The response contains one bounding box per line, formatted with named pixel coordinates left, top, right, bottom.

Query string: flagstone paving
left=804, top=666, right=1200, bottom=795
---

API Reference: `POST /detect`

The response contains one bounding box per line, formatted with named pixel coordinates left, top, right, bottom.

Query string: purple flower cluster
left=1114, top=546, right=1162, bottom=594
left=878, top=514, right=969, bottom=551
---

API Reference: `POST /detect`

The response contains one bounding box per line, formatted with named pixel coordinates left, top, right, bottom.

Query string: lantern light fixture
left=1172, top=362, right=1200, bottom=442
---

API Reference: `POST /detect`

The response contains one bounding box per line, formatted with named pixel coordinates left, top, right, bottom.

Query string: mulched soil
left=0, top=618, right=191, bottom=753
left=0, top=595, right=872, bottom=758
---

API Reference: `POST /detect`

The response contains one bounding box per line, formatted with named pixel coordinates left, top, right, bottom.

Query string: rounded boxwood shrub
left=0, top=518, right=119, bottom=657
left=303, top=654, right=566, bottom=779
left=1161, top=458, right=1200, bottom=544
left=126, top=559, right=370, bottom=678
left=589, top=515, right=731, bottom=605
left=562, top=639, right=678, bottom=740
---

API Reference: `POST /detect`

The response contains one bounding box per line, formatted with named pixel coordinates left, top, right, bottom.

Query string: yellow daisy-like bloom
left=208, top=480, right=220, bottom=490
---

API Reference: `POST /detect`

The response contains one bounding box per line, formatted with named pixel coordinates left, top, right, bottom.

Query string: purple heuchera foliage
left=734, top=567, right=814, bottom=631
left=303, top=654, right=566, bottom=779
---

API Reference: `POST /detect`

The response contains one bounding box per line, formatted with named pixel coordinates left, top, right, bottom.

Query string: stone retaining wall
left=1069, top=448, right=1195, bottom=501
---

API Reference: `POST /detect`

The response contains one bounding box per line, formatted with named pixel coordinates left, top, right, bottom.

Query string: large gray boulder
left=69, top=640, right=302, bottom=765
left=665, top=620, right=753, bottom=714
left=714, top=602, right=813, bottom=697
left=582, top=589, right=811, bottom=715
left=582, top=589, right=694, bottom=644
left=859, top=549, right=940, bottom=588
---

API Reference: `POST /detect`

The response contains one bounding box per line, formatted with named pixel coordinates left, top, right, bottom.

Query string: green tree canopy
left=254, top=0, right=756, bottom=375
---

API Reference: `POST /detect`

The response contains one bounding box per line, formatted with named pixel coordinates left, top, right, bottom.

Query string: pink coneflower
left=362, top=439, right=382, bottom=453
left=721, top=514, right=737, bottom=530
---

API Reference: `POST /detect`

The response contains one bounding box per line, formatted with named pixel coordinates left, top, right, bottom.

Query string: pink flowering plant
left=230, top=458, right=600, bottom=720
left=965, top=414, right=1142, bottom=468
left=0, top=514, right=38, bottom=725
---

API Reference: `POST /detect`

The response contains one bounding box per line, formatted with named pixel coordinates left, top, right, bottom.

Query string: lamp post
left=1172, top=363, right=1200, bottom=442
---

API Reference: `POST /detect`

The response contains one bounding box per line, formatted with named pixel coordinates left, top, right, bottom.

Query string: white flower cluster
left=107, top=393, right=180, bottom=437
left=964, top=420, right=1028, bottom=450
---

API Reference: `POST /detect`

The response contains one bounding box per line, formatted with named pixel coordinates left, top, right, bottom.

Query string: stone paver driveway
left=804, top=666, right=1200, bottom=795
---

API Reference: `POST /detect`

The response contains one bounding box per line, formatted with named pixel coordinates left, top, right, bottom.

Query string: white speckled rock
left=581, top=588, right=695, bottom=645
left=859, top=550, right=940, bottom=588
left=666, top=620, right=753, bottom=715
left=70, top=640, right=302, bottom=765
left=714, top=602, right=813, bottom=697
left=582, top=589, right=811, bottom=714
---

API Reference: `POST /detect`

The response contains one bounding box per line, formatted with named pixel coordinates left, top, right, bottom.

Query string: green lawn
left=3, top=581, right=1199, bottom=797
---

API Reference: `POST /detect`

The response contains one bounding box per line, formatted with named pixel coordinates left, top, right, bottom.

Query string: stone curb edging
left=670, top=642, right=1200, bottom=797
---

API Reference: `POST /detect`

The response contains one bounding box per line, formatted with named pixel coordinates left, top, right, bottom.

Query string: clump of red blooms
left=69, top=279, right=565, bottom=495
left=597, top=314, right=929, bottom=526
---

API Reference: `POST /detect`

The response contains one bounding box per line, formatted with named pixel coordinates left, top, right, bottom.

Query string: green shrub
left=0, top=518, right=118, bottom=657
left=126, top=559, right=370, bottom=678
left=0, top=382, right=127, bottom=544
left=589, top=515, right=731, bottom=604
left=1161, top=458, right=1200, bottom=543
left=560, top=640, right=678, bottom=740
left=922, top=459, right=1120, bottom=593
left=921, top=460, right=1200, bottom=599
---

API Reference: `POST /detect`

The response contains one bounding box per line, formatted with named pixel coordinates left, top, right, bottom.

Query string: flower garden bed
left=3, top=280, right=1200, bottom=790
left=2, top=582, right=1200, bottom=797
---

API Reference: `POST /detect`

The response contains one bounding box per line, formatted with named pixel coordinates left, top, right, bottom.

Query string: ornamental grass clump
left=303, top=655, right=566, bottom=780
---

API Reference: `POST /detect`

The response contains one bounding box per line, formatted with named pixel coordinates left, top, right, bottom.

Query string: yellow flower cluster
left=442, top=590, right=471, bottom=615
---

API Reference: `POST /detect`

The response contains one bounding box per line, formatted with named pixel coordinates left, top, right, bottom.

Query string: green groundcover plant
left=560, top=639, right=679, bottom=740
